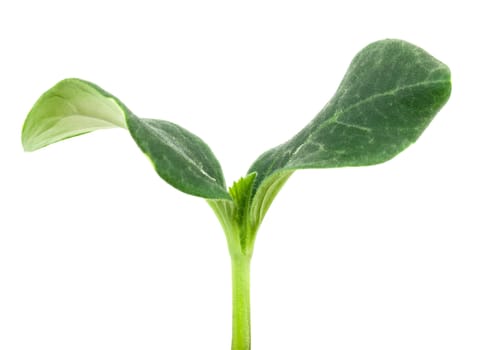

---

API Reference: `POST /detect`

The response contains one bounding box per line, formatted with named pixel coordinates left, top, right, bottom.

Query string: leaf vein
left=140, top=121, right=217, bottom=183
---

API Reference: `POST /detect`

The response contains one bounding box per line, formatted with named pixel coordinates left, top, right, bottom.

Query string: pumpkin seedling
left=22, top=39, right=451, bottom=350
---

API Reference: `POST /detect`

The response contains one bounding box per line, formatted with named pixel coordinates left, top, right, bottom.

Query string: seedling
left=22, top=39, right=451, bottom=349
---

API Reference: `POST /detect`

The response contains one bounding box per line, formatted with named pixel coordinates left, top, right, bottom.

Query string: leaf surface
left=22, top=79, right=229, bottom=199
left=248, top=39, right=451, bottom=195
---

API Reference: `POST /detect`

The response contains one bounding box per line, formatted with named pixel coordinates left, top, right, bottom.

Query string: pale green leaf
left=22, top=79, right=229, bottom=199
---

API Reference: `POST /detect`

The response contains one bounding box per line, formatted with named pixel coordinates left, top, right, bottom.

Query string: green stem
left=231, top=254, right=252, bottom=350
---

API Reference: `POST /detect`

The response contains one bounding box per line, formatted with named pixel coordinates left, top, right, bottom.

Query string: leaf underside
left=21, top=79, right=229, bottom=200
left=248, top=39, right=451, bottom=197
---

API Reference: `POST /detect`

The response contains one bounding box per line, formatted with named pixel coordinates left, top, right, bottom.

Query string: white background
left=1, top=1, right=478, bottom=349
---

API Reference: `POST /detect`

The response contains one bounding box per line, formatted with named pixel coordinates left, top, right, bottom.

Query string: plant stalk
left=231, top=254, right=252, bottom=350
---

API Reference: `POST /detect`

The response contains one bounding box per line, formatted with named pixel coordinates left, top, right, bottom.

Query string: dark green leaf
left=248, top=39, right=451, bottom=194
left=126, top=115, right=229, bottom=199
left=22, top=78, right=229, bottom=199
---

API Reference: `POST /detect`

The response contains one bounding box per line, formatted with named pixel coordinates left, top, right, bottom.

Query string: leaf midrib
left=335, top=79, right=450, bottom=120
left=35, top=114, right=121, bottom=138
left=286, top=79, right=449, bottom=166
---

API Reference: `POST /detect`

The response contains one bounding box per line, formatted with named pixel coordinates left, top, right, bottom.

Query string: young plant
left=22, top=39, right=451, bottom=349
